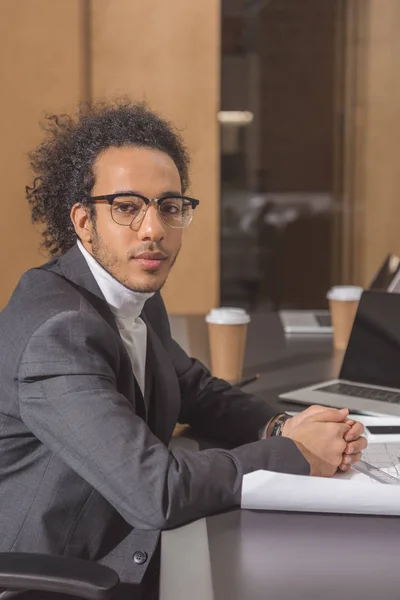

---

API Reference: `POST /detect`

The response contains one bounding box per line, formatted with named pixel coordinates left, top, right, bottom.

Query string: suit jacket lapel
left=144, top=350, right=154, bottom=413
left=56, top=245, right=120, bottom=335
left=142, top=316, right=181, bottom=444
left=54, top=245, right=147, bottom=419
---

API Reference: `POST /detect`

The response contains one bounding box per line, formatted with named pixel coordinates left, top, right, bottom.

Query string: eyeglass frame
left=86, top=192, right=200, bottom=229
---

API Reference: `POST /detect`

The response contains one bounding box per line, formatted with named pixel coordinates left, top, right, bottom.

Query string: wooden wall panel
left=0, top=0, right=220, bottom=314
left=90, top=0, right=220, bottom=314
left=359, top=0, right=400, bottom=285
left=0, top=0, right=84, bottom=308
left=344, top=0, right=400, bottom=285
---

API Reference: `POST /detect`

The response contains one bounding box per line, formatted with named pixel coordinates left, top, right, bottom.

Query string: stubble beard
left=90, top=227, right=181, bottom=294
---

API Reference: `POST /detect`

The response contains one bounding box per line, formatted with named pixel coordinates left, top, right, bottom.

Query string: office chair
left=0, top=553, right=119, bottom=599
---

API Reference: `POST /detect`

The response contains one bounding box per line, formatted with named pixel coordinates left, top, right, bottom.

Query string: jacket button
left=133, top=550, right=148, bottom=565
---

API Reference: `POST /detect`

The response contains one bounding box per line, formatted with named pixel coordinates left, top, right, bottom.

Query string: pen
left=236, top=374, right=260, bottom=388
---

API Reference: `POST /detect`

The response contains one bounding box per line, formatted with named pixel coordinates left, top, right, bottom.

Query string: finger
left=303, top=405, right=331, bottom=416
left=338, top=463, right=351, bottom=472
left=308, top=407, right=349, bottom=423
left=335, top=437, right=349, bottom=455
left=334, top=423, right=352, bottom=438
left=344, top=421, right=365, bottom=442
left=323, top=423, right=351, bottom=445
left=344, top=436, right=368, bottom=454
left=340, top=451, right=362, bottom=467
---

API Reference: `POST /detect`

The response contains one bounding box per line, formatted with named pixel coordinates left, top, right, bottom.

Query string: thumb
left=308, top=407, right=349, bottom=423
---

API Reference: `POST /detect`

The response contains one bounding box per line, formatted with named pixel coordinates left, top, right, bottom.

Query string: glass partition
left=220, top=0, right=343, bottom=311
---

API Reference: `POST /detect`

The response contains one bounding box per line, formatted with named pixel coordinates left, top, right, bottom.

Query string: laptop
left=280, top=290, right=400, bottom=416
left=280, top=254, right=400, bottom=334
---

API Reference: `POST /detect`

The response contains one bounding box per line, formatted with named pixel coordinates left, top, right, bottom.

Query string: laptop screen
left=369, top=254, right=400, bottom=291
left=340, top=290, right=400, bottom=388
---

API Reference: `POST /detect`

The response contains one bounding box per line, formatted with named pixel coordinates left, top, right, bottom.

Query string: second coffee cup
left=205, top=308, right=250, bottom=383
left=327, top=285, right=363, bottom=350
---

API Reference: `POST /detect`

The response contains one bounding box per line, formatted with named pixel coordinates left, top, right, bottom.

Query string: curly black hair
left=26, top=99, right=190, bottom=256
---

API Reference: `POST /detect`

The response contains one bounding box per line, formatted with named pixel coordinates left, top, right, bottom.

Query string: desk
left=162, top=313, right=400, bottom=600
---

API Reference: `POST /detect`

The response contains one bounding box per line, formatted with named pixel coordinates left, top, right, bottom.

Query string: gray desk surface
left=162, top=313, right=398, bottom=600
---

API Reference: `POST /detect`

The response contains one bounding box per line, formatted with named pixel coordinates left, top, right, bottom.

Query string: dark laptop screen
left=369, top=254, right=400, bottom=291
left=340, top=290, right=400, bottom=388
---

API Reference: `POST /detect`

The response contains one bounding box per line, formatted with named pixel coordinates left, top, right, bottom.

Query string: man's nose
left=135, top=204, right=166, bottom=241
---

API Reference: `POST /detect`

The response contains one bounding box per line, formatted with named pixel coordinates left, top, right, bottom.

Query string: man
left=0, top=101, right=366, bottom=599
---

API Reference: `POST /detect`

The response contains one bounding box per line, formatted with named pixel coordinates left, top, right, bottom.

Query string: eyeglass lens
left=111, top=196, right=193, bottom=228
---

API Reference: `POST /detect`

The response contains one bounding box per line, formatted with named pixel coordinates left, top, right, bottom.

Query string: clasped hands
left=281, top=405, right=367, bottom=477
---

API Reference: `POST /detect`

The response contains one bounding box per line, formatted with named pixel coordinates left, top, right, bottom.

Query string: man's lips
left=133, top=252, right=168, bottom=270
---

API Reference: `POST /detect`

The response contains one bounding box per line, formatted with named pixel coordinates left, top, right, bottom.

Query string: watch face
left=272, top=420, right=284, bottom=437
left=276, top=415, right=290, bottom=436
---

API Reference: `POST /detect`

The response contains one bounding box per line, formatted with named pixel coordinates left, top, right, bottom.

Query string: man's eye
left=115, top=203, right=140, bottom=214
left=161, top=201, right=183, bottom=215
left=163, top=205, right=179, bottom=214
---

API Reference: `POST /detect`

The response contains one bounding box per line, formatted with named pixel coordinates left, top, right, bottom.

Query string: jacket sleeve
left=172, top=337, right=281, bottom=445
left=146, top=291, right=284, bottom=446
left=18, top=307, right=309, bottom=532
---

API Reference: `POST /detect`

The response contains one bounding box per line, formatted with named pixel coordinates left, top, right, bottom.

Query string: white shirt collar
left=77, top=240, right=154, bottom=320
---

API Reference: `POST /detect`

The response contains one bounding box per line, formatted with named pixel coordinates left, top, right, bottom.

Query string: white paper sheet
left=241, top=469, right=400, bottom=516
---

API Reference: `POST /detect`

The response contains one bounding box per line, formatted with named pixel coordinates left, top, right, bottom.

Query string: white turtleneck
left=77, top=241, right=154, bottom=397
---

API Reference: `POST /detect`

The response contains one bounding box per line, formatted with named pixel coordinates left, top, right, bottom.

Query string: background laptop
left=280, top=253, right=400, bottom=334
left=280, top=290, right=400, bottom=416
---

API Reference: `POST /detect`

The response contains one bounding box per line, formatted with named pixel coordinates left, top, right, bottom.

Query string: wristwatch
left=269, top=413, right=291, bottom=437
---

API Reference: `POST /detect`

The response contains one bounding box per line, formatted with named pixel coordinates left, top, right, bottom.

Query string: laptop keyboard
left=315, top=314, right=332, bottom=327
left=317, top=382, right=400, bottom=403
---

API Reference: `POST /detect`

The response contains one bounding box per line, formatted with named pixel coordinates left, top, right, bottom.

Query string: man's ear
left=70, top=203, right=93, bottom=243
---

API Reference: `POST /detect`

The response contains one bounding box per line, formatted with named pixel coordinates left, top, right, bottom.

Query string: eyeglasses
left=87, top=192, right=200, bottom=229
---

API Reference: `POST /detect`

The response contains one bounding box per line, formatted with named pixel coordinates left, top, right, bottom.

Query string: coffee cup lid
left=326, top=285, right=363, bottom=301
left=205, top=307, right=251, bottom=325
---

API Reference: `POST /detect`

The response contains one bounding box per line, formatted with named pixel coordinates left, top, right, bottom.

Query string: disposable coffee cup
left=205, top=308, right=250, bottom=382
left=326, top=286, right=363, bottom=350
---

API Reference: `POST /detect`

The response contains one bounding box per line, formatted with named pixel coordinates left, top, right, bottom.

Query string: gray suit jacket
left=0, top=245, right=309, bottom=595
